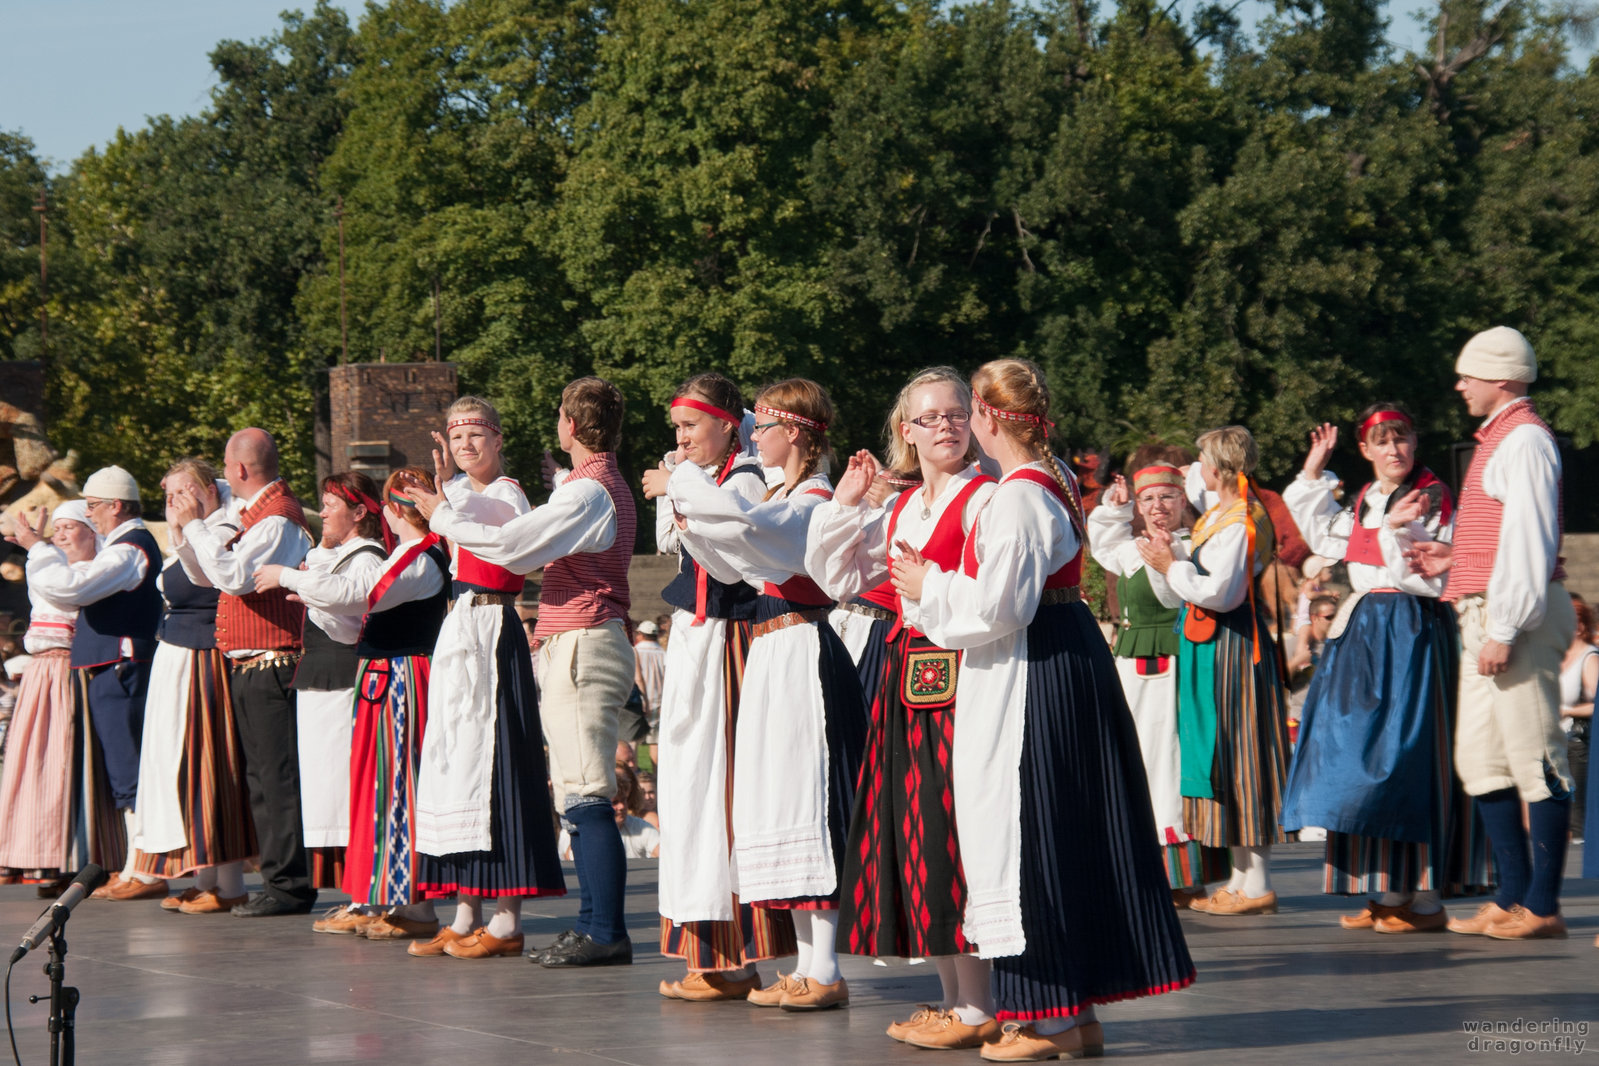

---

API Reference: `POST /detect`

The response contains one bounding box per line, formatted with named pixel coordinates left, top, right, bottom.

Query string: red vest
left=962, top=467, right=1084, bottom=588
left=535, top=453, right=635, bottom=638
left=1445, top=400, right=1566, bottom=602
left=455, top=477, right=528, bottom=593
left=215, top=480, right=311, bottom=654
left=884, top=474, right=993, bottom=639
left=1345, top=469, right=1452, bottom=568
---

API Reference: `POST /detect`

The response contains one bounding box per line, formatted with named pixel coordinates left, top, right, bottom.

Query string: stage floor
left=1, top=842, right=1592, bottom=1064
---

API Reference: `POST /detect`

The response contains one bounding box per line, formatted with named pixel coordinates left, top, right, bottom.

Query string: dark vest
left=157, top=556, right=222, bottom=652
left=356, top=543, right=451, bottom=660
left=72, top=526, right=163, bottom=669
left=661, top=463, right=763, bottom=622
left=294, top=542, right=387, bottom=692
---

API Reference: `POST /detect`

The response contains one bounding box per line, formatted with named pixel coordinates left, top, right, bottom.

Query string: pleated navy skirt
left=853, top=613, right=892, bottom=711
left=419, top=604, right=566, bottom=899
left=994, top=599, right=1196, bottom=1021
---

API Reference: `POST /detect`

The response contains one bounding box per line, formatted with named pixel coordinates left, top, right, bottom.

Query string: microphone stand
left=29, top=924, right=78, bottom=1066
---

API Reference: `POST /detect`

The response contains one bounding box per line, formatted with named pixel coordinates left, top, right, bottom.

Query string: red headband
left=327, top=482, right=395, bottom=551
left=1132, top=464, right=1185, bottom=494
left=1357, top=410, right=1412, bottom=442
left=975, top=395, right=1054, bottom=431
left=447, top=416, right=501, bottom=433
left=754, top=403, right=828, bottom=433
left=671, top=396, right=741, bottom=426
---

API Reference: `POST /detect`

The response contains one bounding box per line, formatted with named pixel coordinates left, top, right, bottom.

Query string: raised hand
left=1104, top=474, right=1129, bottom=508
left=402, top=482, right=444, bottom=522
left=641, top=461, right=671, bottom=500
left=541, top=449, right=565, bottom=491
left=430, top=430, right=457, bottom=485
left=834, top=450, right=879, bottom=508
left=167, top=483, right=205, bottom=529
left=1303, top=423, right=1338, bottom=480
left=4, top=506, right=47, bottom=550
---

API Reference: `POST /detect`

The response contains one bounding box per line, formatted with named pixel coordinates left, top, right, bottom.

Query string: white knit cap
left=51, top=500, right=91, bottom=528
left=82, top=465, right=141, bottom=502
left=1455, top=326, right=1537, bottom=384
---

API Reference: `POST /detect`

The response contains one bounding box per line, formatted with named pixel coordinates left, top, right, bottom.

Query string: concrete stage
left=0, top=843, right=1592, bottom=1065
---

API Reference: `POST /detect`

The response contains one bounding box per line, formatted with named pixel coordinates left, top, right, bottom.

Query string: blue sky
left=1, top=1, right=358, bottom=172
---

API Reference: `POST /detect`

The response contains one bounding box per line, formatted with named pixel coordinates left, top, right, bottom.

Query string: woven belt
left=1039, top=587, right=1082, bottom=606
left=455, top=592, right=519, bottom=608
left=752, top=608, right=829, bottom=640
left=232, top=652, right=301, bottom=673
left=31, top=648, right=71, bottom=660
left=840, top=600, right=894, bottom=623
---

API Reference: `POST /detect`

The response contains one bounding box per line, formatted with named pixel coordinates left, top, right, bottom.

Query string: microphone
left=10, top=864, right=108, bottom=964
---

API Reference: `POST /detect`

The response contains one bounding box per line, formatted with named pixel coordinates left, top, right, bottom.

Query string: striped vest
left=1445, top=400, right=1566, bottom=602
left=214, top=480, right=311, bottom=654
left=534, top=453, right=635, bottom=638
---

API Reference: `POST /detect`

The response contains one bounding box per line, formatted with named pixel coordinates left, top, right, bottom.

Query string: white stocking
left=805, top=911, right=842, bottom=985
left=933, top=956, right=960, bottom=1010
left=450, top=895, right=482, bottom=935
left=951, top=954, right=995, bottom=1024
left=792, top=916, right=815, bottom=979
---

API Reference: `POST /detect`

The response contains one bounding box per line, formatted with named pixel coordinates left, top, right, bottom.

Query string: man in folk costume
left=1411, top=326, right=1576, bottom=940
left=16, top=466, right=165, bottom=898
left=170, top=429, right=315, bottom=917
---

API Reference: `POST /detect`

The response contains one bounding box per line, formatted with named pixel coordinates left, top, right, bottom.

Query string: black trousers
left=231, top=660, right=314, bottom=904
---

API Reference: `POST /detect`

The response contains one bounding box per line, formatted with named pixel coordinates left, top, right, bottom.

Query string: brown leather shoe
left=407, top=927, right=468, bottom=957
left=980, top=1023, right=1086, bottom=1062
left=908, top=1012, right=1002, bottom=1049
left=444, top=927, right=525, bottom=959
left=1484, top=906, right=1567, bottom=941
left=1447, top=901, right=1516, bottom=936
left=313, top=906, right=380, bottom=936
left=105, top=876, right=169, bottom=902
left=1200, top=888, right=1278, bottom=915
left=161, top=887, right=204, bottom=912
left=178, top=890, right=248, bottom=914
left=779, top=976, right=849, bottom=1011
left=362, top=915, right=441, bottom=941
left=666, top=971, right=761, bottom=1002
left=89, top=873, right=123, bottom=900
left=887, top=1004, right=942, bottom=1041
left=1339, top=902, right=1398, bottom=930
left=1171, top=889, right=1208, bottom=910
left=1373, top=906, right=1448, bottom=934
left=747, top=972, right=798, bottom=1008
left=1080, top=1021, right=1105, bottom=1057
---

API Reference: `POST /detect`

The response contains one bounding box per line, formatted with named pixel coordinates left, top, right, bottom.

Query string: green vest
left=1112, top=566, right=1180, bottom=659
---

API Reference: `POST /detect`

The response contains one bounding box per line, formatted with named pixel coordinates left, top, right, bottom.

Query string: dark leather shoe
left=537, top=933, right=632, bottom=968
left=529, top=927, right=582, bottom=962
left=230, top=892, right=315, bottom=918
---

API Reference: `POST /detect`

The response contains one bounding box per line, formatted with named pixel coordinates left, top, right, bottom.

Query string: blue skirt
left=994, top=600, right=1195, bottom=1020
left=418, top=604, right=566, bottom=899
left=853, top=615, right=892, bottom=711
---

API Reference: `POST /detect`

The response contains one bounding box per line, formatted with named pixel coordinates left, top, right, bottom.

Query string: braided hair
left=754, top=378, right=834, bottom=497
left=970, top=358, right=1073, bottom=499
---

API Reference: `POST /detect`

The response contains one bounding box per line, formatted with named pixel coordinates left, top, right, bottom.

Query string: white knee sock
left=805, top=911, right=842, bottom=985
left=1239, top=845, right=1272, bottom=897
left=1225, top=847, right=1248, bottom=893
left=214, top=862, right=245, bottom=899
left=485, top=896, right=521, bottom=939
left=1409, top=890, right=1442, bottom=915
left=792, top=916, right=815, bottom=979
left=951, top=954, right=995, bottom=1023
left=120, top=810, right=158, bottom=883
left=933, top=956, right=960, bottom=1010
left=194, top=866, right=218, bottom=892
left=450, top=895, right=482, bottom=935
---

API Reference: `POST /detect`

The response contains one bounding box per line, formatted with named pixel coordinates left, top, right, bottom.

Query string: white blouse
left=1283, top=471, right=1447, bottom=598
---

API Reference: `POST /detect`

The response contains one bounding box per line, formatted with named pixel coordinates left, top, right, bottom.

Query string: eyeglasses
left=908, top=411, right=971, bottom=429
left=751, top=421, right=781, bottom=434
left=1136, top=493, right=1184, bottom=506
left=83, top=499, right=112, bottom=512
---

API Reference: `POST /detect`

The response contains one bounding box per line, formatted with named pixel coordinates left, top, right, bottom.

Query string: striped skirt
left=839, top=632, right=967, bottom=958
left=660, top=618, right=797, bottom=970
left=1179, top=607, right=1292, bottom=849
left=0, top=651, right=77, bottom=871
left=344, top=655, right=428, bottom=907
left=994, top=601, right=1195, bottom=1021
left=419, top=608, right=566, bottom=899
left=135, top=647, right=257, bottom=876
left=1163, top=840, right=1231, bottom=893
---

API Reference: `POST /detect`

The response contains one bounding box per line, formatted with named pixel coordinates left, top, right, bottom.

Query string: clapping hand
left=253, top=564, right=288, bottom=593
left=541, top=450, right=565, bottom=491
left=4, top=506, right=47, bottom=551
left=1136, top=527, right=1175, bottom=574
left=834, top=451, right=879, bottom=509
left=1303, top=423, right=1338, bottom=480
left=1386, top=488, right=1430, bottom=529
left=890, top=539, right=930, bottom=601
left=167, top=483, right=205, bottom=529
left=1404, top=540, right=1452, bottom=578
left=1104, top=474, right=1129, bottom=507
left=430, top=430, right=457, bottom=487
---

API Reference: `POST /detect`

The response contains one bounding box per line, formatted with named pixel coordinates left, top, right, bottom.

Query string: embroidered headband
left=1357, top=409, right=1412, bottom=442
left=974, top=394, right=1054, bottom=430
left=671, top=396, right=741, bottom=426
left=1132, top=464, right=1185, bottom=494
left=447, top=416, right=501, bottom=433
left=878, top=471, right=923, bottom=488
left=386, top=490, right=420, bottom=508
left=754, top=403, right=828, bottom=433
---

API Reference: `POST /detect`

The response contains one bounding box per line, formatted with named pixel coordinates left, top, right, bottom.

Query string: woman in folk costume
left=639, top=373, right=798, bottom=1000
left=664, top=379, right=868, bottom=1012
left=892, top=359, right=1193, bottom=1062
left=806, top=366, right=999, bottom=1049
left=1281, top=405, right=1492, bottom=931
left=259, top=467, right=451, bottom=940
left=133, top=459, right=256, bottom=912
left=1089, top=461, right=1230, bottom=908
left=294, top=472, right=389, bottom=925
left=0, top=501, right=99, bottom=888
left=825, top=465, right=919, bottom=707
left=1138, top=425, right=1293, bottom=917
